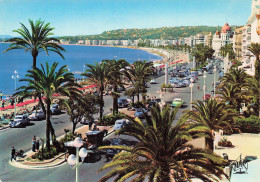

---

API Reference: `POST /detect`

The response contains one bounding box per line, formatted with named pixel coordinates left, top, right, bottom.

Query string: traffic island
left=9, top=152, right=66, bottom=169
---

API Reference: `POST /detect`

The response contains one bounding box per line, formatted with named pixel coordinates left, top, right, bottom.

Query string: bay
left=0, top=43, right=161, bottom=95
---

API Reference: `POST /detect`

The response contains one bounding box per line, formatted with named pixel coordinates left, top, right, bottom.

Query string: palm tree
left=248, top=42, right=260, bottom=80
left=15, top=62, right=81, bottom=150
left=82, top=62, right=109, bottom=120
left=245, top=77, right=260, bottom=117
left=184, top=99, right=237, bottom=151
left=104, top=59, right=129, bottom=114
left=216, top=83, right=242, bottom=112
left=220, top=68, right=250, bottom=90
left=3, top=19, right=65, bottom=69
left=124, top=60, right=154, bottom=102
left=98, top=105, right=228, bottom=182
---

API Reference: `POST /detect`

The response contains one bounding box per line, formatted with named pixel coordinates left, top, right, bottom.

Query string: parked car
left=134, top=108, right=148, bottom=118
left=150, top=79, right=157, bottom=84
left=182, top=80, right=190, bottom=87
left=118, top=98, right=129, bottom=108
left=50, top=104, right=61, bottom=114
left=113, top=119, right=127, bottom=131
left=148, top=99, right=161, bottom=110
left=29, top=110, right=45, bottom=121
left=9, top=114, right=30, bottom=127
left=208, top=70, right=213, bottom=74
left=198, top=71, right=203, bottom=76
left=106, top=138, right=123, bottom=161
left=171, top=98, right=184, bottom=107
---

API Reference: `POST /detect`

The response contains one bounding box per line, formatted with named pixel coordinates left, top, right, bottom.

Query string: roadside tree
left=15, top=62, right=81, bottom=151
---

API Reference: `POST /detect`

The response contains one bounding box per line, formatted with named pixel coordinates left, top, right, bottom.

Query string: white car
left=29, top=110, right=45, bottom=121
left=150, top=79, right=157, bottom=84
left=113, top=119, right=129, bottom=131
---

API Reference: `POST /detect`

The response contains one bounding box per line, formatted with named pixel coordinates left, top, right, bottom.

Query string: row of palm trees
left=4, top=19, right=156, bottom=151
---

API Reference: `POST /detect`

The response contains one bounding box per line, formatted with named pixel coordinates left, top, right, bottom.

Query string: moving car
left=9, top=114, right=30, bottom=127
left=113, top=119, right=127, bottom=131
left=150, top=79, right=157, bottom=84
left=50, top=104, right=61, bottom=114
left=106, top=138, right=123, bottom=161
left=171, top=98, right=184, bottom=107
left=29, top=110, right=45, bottom=121
left=118, top=98, right=129, bottom=108
left=134, top=108, right=148, bottom=118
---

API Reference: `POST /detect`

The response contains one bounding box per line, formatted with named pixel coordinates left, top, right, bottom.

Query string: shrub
left=218, top=136, right=233, bottom=147
left=235, top=115, right=260, bottom=133
left=97, top=113, right=124, bottom=126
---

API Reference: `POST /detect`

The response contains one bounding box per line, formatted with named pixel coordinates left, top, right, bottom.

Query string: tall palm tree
left=3, top=19, right=65, bottom=69
left=15, top=62, right=81, bottom=150
left=184, top=99, right=237, bottom=151
left=124, top=60, right=154, bottom=101
left=104, top=59, right=129, bottom=114
left=248, top=42, right=260, bottom=80
left=98, top=105, right=228, bottom=182
left=82, top=62, right=109, bottom=120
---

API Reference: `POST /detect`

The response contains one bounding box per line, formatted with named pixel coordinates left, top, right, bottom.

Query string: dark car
left=118, top=98, right=129, bottom=108
left=134, top=108, right=148, bottom=118
left=106, top=138, right=123, bottom=161
left=50, top=104, right=61, bottom=114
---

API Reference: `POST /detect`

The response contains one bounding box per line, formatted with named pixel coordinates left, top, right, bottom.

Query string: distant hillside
left=59, top=25, right=240, bottom=43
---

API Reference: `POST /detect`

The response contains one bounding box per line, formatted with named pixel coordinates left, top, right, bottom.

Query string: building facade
left=212, top=23, right=234, bottom=57
left=233, top=26, right=244, bottom=61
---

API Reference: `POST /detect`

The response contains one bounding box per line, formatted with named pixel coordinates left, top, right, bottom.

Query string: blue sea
left=0, top=43, right=161, bottom=95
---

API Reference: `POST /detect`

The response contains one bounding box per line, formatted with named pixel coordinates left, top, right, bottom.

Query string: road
left=0, top=66, right=220, bottom=182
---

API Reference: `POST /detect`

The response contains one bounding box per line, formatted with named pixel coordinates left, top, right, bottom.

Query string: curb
left=9, top=156, right=66, bottom=169
left=0, top=126, right=9, bottom=131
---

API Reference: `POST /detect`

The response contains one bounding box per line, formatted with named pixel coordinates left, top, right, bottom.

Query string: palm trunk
left=33, top=55, right=37, bottom=69
left=205, top=137, right=214, bottom=151
left=46, top=101, right=51, bottom=151
left=113, top=85, right=118, bottom=115
left=39, top=96, right=56, bottom=143
left=100, top=88, right=104, bottom=120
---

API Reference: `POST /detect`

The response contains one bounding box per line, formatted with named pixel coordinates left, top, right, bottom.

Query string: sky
left=0, top=0, right=253, bottom=36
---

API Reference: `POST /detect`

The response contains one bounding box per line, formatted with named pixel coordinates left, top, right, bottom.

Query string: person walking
left=36, top=137, right=40, bottom=152
left=197, top=84, right=200, bottom=91
left=32, top=136, right=36, bottom=152
left=11, top=146, right=16, bottom=161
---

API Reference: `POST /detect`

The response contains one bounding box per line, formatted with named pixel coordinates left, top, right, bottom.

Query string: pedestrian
left=11, top=146, right=16, bottom=161
left=36, top=137, right=40, bottom=152
left=212, top=82, right=214, bottom=87
left=197, top=84, right=200, bottom=91
left=32, top=136, right=36, bottom=152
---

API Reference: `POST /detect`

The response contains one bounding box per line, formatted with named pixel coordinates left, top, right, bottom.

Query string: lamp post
left=12, top=70, right=19, bottom=116
left=82, top=65, right=86, bottom=80
left=203, top=72, right=207, bottom=105
left=189, top=83, right=194, bottom=110
left=213, top=65, right=217, bottom=98
left=66, top=137, right=88, bottom=182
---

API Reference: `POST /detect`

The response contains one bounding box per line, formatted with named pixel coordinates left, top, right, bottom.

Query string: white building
left=85, top=40, right=92, bottom=45
left=239, top=0, right=260, bottom=75
left=212, top=23, right=233, bottom=57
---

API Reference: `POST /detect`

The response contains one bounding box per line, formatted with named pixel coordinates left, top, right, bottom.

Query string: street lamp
left=12, top=70, right=19, bottom=116
left=203, top=72, right=207, bottom=105
left=66, top=137, right=88, bottom=182
left=189, top=83, right=194, bottom=110
left=82, top=65, right=86, bottom=80
left=213, top=65, right=217, bottom=98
